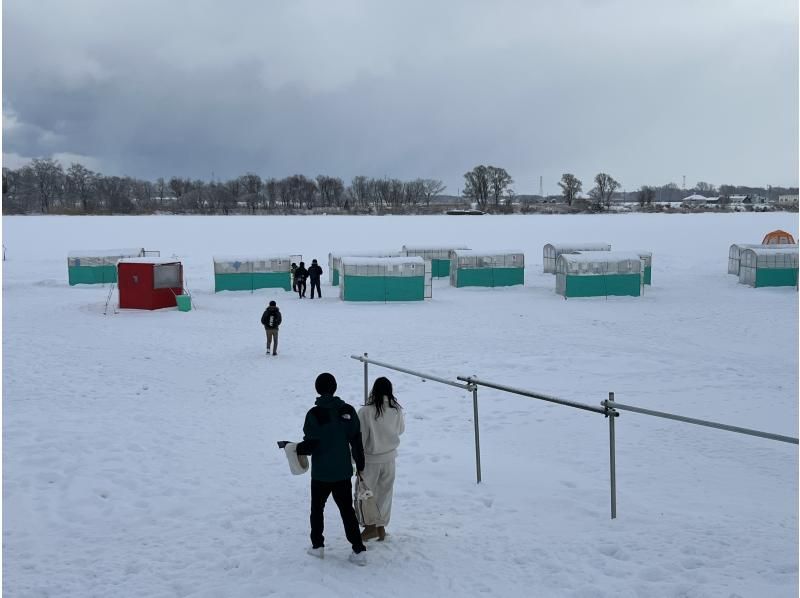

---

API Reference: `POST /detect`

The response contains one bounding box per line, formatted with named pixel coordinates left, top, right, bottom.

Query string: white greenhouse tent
left=543, top=243, right=611, bottom=274
left=556, top=251, right=643, bottom=298
left=339, top=256, right=432, bottom=301
left=328, top=250, right=399, bottom=286
left=728, top=243, right=798, bottom=276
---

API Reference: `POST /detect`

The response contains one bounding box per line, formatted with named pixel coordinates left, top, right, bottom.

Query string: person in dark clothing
left=295, top=261, right=308, bottom=298
left=308, top=259, right=323, bottom=299
left=290, top=263, right=299, bottom=293
left=293, top=373, right=367, bottom=565
left=260, top=300, right=282, bottom=355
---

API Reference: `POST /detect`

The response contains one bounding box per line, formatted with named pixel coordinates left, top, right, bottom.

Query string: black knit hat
left=315, top=372, right=337, bottom=395
left=269, top=300, right=276, bottom=307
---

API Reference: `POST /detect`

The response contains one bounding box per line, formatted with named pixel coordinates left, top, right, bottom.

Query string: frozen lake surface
left=3, top=213, right=798, bottom=597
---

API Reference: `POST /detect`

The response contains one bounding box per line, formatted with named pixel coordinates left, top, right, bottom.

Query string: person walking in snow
left=357, top=377, right=404, bottom=542
left=295, top=261, right=308, bottom=298
left=293, top=373, right=368, bottom=565
left=307, top=258, right=323, bottom=299
left=290, top=262, right=299, bottom=293
left=260, top=300, right=282, bottom=356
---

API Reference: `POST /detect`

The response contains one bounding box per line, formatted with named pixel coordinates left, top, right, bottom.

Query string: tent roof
left=118, top=257, right=182, bottom=265
left=451, top=249, right=524, bottom=257
left=68, top=248, right=142, bottom=258
left=340, top=256, right=424, bottom=266
left=560, top=251, right=644, bottom=264
left=544, top=243, right=611, bottom=252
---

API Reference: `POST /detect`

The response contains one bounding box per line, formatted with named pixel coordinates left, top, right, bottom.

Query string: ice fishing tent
left=762, top=230, right=796, bottom=245
left=213, top=255, right=297, bottom=292
left=449, top=250, right=525, bottom=288
left=339, top=257, right=430, bottom=301
left=328, top=250, right=399, bottom=286
left=738, top=247, right=799, bottom=288
left=401, top=245, right=469, bottom=278
left=543, top=243, right=611, bottom=274
left=728, top=244, right=798, bottom=275
left=638, top=251, right=653, bottom=285
left=117, top=258, right=184, bottom=310
left=556, top=251, right=642, bottom=298
left=68, top=248, right=148, bottom=285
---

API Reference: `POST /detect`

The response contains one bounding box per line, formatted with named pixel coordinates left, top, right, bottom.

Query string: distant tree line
left=2, top=158, right=795, bottom=215
left=1, top=158, right=447, bottom=215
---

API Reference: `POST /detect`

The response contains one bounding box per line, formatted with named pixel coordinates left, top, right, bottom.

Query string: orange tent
left=762, top=230, right=796, bottom=245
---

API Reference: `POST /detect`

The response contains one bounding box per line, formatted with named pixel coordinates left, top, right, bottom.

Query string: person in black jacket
left=308, top=259, right=323, bottom=299
left=293, top=373, right=367, bottom=565
left=295, top=261, right=308, bottom=298
left=260, top=300, right=282, bottom=355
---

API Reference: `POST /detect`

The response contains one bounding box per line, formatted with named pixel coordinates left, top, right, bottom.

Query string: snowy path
left=3, top=214, right=798, bottom=597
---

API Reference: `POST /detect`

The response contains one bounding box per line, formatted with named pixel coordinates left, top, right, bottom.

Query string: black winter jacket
left=296, top=395, right=365, bottom=481
left=261, top=306, right=282, bottom=329
left=308, top=264, right=323, bottom=281
left=294, top=266, right=309, bottom=282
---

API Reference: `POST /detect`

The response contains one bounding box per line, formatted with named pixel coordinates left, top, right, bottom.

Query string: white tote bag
left=353, top=476, right=381, bottom=526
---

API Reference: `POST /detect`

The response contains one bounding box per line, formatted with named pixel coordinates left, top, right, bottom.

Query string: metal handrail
left=351, top=355, right=471, bottom=390
left=602, top=399, right=798, bottom=445
left=458, top=376, right=610, bottom=415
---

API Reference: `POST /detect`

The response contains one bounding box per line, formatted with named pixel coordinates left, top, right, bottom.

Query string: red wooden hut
left=117, top=258, right=184, bottom=310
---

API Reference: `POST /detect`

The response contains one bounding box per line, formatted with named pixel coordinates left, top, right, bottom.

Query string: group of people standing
left=291, top=259, right=323, bottom=299
left=281, top=373, right=405, bottom=566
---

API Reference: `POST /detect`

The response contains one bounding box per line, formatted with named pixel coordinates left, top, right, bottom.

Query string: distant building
left=682, top=193, right=719, bottom=205
left=778, top=194, right=798, bottom=206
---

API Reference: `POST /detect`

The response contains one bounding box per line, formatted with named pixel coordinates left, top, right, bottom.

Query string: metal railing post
left=471, top=383, right=482, bottom=484
left=608, top=391, right=617, bottom=520
left=363, top=353, right=369, bottom=405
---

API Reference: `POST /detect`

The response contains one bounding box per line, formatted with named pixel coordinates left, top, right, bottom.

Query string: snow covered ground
left=3, top=213, right=798, bottom=598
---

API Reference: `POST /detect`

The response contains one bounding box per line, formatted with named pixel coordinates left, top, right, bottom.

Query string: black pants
left=310, top=279, right=321, bottom=298
left=297, top=280, right=306, bottom=297
left=310, top=478, right=365, bottom=553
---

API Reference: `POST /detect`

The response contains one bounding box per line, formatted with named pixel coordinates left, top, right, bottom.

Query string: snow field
left=2, top=213, right=798, bottom=597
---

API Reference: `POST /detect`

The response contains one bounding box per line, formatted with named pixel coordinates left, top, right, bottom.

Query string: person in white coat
left=357, top=377, right=405, bottom=542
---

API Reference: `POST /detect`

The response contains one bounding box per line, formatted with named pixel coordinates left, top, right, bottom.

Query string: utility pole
left=539, top=175, right=543, bottom=198
left=682, top=175, right=686, bottom=191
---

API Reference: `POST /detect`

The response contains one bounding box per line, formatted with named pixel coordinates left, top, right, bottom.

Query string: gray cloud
left=3, top=0, right=798, bottom=193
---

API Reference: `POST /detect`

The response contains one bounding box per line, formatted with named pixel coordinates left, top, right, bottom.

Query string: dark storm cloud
left=3, top=0, right=798, bottom=192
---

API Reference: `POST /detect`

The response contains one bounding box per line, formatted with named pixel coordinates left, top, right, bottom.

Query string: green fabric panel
left=754, top=268, right=799, bottom=287
left=343, top=275, right=424, bottom=301
left=564, top=274, right=641, bottom=297
left=455, top=268, right=494, bottom=287
left=215, top=272, right=290, bottom=292
left=332, top=269, right=340, bottom=286
left=252, top=273, right=291, bottom=291
left=643, top=266, right=652, bottom=285
left=492, top=268, right=524, bottom=287
left=384, top=276, right=424, bottom=301
left=68, top=265, right=117, bottom=285
left=431, top=259, right=450, bottom=278
left=455, top=267, right=523, bottom=287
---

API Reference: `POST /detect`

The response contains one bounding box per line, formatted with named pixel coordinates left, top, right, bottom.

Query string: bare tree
left=347, top=176, right=371, bottom=211
left=487, top=166, right=513, bottom=208
left=695, top=181, right=716, bottom=195
left=64, top=163, right=96, bottom=213
left=421, top=179, right=446, bottom=206
left=637, top=185, right=656, bottom=208
left=317, top=175, right=345, bottom=208
left=463, top=165, right=491, bottom=210
left=30, top=158, right=64, bottom=213
left=558, top=173, right=582, bottom=206
left=590, top=173, right=620, bottom=210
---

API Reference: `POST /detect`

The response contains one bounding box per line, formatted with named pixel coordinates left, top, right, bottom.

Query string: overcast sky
left=3, top=0, right=798, bottom=193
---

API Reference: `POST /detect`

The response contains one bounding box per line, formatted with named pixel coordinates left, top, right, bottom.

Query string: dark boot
left=361, top=525, right=378, bottom=541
